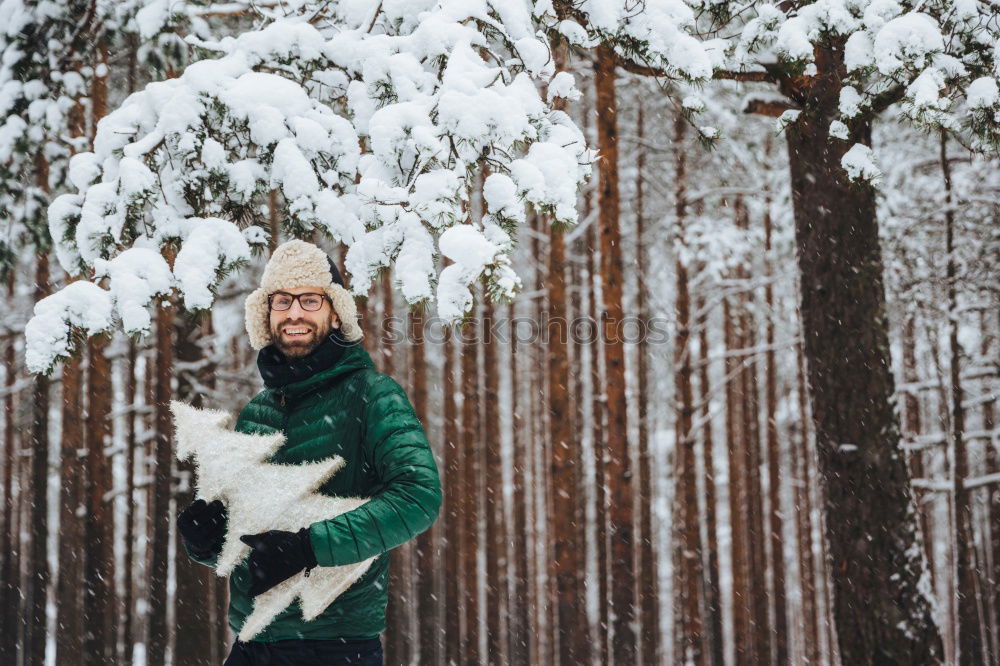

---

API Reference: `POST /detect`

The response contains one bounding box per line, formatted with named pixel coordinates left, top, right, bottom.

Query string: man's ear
left=331, top=311, right=341, bottom=329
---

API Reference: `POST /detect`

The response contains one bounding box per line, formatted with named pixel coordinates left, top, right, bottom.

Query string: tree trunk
left=594, top=42, right=636, bottom=665
left=983, top=308, right=999, bottom=664
left=941, top=132, right=981, bottom=666
left=174, top=311, right=217, bottom=665
left=507, top=300, right=530, bottom=665
left=794, top=341, right=820, bottom=665
left=0, top=275, right=17, bottom=665
left=764, top=175, right=789, bottom=664
left=902, top=316, right=934, bottom=574
left=671, top=112, right=704, bottom=665
left=783, top=87, right=943, bottom=662
left=410, top=307, right=440, bottom=665
left=725, top=295, right=751, bottom=664
left=443, top=323, right=463, bottom=665
left=482, top=298, right=506, bottom=664
left=57, top=347, right=85, bottom=666
left=548, top=171, right=585, bottom=666
left=120, top=340, right=138, bottom=666
left=147, top=299, right=175, bottom=666
left=697, top=294, right=725, bottom=666
left=83, top=333, right=114, bottom=665
left=25, top=253, right=51, bottom=666
left=461, top=314, right=481, bottom=663
left=589, top=214, right=610, bottom=666
left=634, top=100, right=661, bottom=666
left=382, top=269, right=412, bottom=666
left=734, top=196, right=771, bottom=666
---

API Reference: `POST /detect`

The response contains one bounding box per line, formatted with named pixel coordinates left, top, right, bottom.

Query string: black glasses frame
left=267, top=292, right=330, bottom=312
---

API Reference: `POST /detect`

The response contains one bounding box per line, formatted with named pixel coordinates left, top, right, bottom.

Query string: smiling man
left=176, top=239, right=442, bottom=665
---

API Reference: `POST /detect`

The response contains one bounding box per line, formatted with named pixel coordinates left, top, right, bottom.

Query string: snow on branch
left=26, top=1, right=596, bottom=374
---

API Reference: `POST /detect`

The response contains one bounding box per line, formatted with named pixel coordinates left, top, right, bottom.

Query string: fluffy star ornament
left=170, top=400, right=376, bottom=641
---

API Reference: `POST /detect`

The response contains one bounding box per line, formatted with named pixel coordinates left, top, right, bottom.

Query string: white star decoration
left=170, top=400, right=376, bottom=641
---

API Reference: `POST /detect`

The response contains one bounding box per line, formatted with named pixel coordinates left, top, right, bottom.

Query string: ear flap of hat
left=324, top=283, right=363, bottom=342
left=244, top=288, right=273, bottom=350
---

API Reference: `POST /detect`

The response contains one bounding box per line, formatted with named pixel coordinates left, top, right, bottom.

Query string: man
left=177, top=239, right=442, bottom=665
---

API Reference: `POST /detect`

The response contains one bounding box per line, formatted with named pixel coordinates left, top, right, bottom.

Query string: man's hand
left=177, top=499, right=228, bottom=559
left=240, top=528, right=318, bottom=597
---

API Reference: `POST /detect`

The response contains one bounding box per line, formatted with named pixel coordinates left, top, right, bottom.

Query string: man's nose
left=285, top=299, right=308, bottom=318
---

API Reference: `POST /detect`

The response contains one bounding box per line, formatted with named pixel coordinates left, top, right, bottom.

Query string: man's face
left=268, top=286, right=341, bottom=359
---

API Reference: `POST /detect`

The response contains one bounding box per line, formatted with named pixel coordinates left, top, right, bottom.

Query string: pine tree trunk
left=794, top=342, right=820, bottom=665
left=25, top=252, right=51, bottom=666
left=410, top=308, right=440, bottom=665
left=443, top=323, right=463, bottom=665
left=942, top=133, right=981, bottom=666
left=507, top=301, right=530, bottom=665
left=697, top=295, right=725, bottom=666
left=902, top=316, right=934, bottom=573
left=84, top=332, right=115, bottom=665
left=147, top=300, right=175, bottom=666
left=588, top=207, right=610, bottom=666
left=121, top=340, right=138, bottom=666
left=983, top=309, right=999, bottom=663
left=594, top=42, right=636, bottom=665
left=724, top=295, right=751, bottom=664
left=461, top=315, right=481, bottom=663
left=548, top=184, right=585, bottom=666
left=483, top=298, right=506, bottom=664
left=57, top=348, right=85, bottom=666
left=783, top=73, right=943, bottom=660
left=0, top=277, right=17, bottom=666
left=671, top=112, right=704, bottom=664
left=734, top=195, right=771, bottom=665
left=634, top=100, right=660, bottom=666
left=764, top=182, right=789, bottom=664
left=174, top=312, right=217, bottom=665
left=382, top=270, right=412, bottom=666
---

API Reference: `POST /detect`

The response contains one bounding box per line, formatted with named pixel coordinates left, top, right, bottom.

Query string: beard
left=270, top=318, right=332, bottom=359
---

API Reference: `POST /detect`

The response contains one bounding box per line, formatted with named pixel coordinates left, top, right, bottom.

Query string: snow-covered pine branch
left=555, top=0, right=999, bottom=174
left=27, top=1, right=593, bottom=374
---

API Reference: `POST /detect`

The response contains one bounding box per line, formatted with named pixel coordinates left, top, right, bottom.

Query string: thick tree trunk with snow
left=57, top=349, right=85, bottom=666
left=784, top=93, right=943, bottom=662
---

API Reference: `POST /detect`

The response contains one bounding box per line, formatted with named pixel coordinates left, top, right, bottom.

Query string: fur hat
left=244, top=240, right=363, bottom=349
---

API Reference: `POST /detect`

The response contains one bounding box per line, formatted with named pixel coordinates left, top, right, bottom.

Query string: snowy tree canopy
left=21, top=0, right=999, bottom=373
left=26, top=0, right=600, bottom=373
left=554, top=0, right=999, bottom=173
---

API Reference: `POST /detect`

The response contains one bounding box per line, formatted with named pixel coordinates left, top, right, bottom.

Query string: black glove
left=240, top=528, right=318, bottom=597
left=177, top=499, right=228, bottom=559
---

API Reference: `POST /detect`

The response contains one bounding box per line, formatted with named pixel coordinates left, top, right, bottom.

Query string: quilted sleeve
left=308, top=374, right=442, bottom=567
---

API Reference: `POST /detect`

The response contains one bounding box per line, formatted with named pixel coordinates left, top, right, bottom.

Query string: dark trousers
left=222, top=636, right=383, bottom=665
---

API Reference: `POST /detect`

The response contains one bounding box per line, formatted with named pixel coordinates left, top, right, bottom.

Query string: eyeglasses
left=268, top=292, right=329, bottom=312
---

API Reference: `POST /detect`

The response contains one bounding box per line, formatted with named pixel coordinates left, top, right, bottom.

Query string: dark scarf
left=257, top=329, right=352, bottom=390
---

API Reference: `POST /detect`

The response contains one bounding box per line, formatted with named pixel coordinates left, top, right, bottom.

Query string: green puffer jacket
left=185, top=335, right=442, bottom=641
